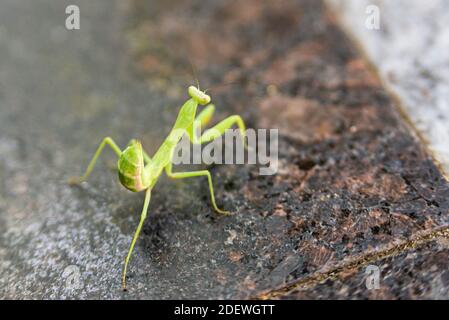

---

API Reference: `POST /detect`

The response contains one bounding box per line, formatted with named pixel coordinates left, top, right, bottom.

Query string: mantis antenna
left=187, top=56, right=201, bottom=90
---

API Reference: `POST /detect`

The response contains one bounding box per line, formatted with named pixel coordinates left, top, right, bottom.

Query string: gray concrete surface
left=0, top=0, right=170, bottom=299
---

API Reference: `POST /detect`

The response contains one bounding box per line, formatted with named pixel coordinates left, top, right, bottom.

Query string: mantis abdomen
left=118, top=141, right=150, bottom=192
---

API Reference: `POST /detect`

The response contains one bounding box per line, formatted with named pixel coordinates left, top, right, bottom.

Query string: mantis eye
left=188, top=85, right=211, bottom=105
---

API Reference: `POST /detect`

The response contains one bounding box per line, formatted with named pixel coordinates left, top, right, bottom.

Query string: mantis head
left=117, top=139, right=151, bottom=192
left=188, top=85, right=211, bottom=105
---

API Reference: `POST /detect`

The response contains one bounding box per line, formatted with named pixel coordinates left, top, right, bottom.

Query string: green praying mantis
left=69, top=85, right=246, bottom=290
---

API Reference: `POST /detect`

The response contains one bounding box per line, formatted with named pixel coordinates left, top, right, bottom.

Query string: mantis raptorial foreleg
left=194, top=103, right=215, bottom=129
left=188, top=106, right=246, bottom=147
left=122, top=187, right=151, bottom=290
left=164, top=162, right=230, bottom=215
left=69, top=137, right=122, bottom=184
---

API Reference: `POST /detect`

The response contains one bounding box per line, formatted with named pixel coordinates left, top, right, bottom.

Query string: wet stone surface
left=0, top=0, right=448, bottom=299
left=283, top=239, right=449, bottom=299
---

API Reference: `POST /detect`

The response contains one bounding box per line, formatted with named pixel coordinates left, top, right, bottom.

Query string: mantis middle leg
left=164, top=162, right=230, bottom=215
left=69, top=137, right=121, bottom=184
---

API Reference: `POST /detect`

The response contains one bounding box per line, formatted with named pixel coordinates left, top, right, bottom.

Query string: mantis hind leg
left=165, top=162, right=230, bottom=215
left=68, top=137, right=121, bottom=184
left=122, top=188, right=151, bottom=291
